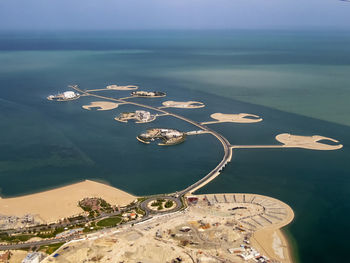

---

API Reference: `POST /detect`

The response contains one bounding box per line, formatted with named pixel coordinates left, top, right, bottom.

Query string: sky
left=0, top=0, right=349, bottom=30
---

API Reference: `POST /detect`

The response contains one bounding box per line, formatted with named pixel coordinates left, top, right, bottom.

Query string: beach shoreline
left=0, top=180, right=137, bottom=224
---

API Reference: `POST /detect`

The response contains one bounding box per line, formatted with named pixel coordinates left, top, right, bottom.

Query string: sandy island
left=0, top=180, right=136, bottom=224
left=106, top=85, right=138, bottom=90
left=276, top=133, right=343, bottom=150
left=161, top=100, right=205, bottom=109
left=85, top=85, right=138, bottom=92
left=82, top=101, right=120, bottom=111
left=232, top=133, right=343, bottom=151
left=202, top=113, right=263, bottom=124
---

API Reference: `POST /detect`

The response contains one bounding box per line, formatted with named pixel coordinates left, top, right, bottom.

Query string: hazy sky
left=0, top=0, right=349, bottom=30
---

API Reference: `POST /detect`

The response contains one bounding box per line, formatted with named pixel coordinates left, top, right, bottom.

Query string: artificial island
left=0, top=84, right=343, bottom=263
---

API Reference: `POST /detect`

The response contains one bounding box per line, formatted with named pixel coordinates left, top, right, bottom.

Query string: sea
left=0, top=30, right=349, bottom=262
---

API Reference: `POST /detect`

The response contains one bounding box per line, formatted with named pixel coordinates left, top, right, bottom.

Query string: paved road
left=140, top=197, right=182, bottom=215
left=0, top=236, right=76, bottom=251
left=0, top=85, right=233, bottom=251
left=71, top=85, right=233, bottom=196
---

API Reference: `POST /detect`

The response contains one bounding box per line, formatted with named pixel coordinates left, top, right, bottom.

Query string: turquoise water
left=0, top=31, right=349, bottom=262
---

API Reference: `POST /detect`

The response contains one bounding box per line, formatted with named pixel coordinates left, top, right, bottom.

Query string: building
left=22, top=252, right=45, bottom=263
left=47, top=91, right=80, bottom=101
left=62, top=91, right=77, bottom=99
left=135, top=110, right=153, bottom=122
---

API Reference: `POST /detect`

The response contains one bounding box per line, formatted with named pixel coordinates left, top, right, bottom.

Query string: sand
left=251, top=229, right=292, bottom=263
left=85, top=85, right=138, bottom=92
left=232, top=133, right=343, bottom=151
left=161, top=100, right=205, bottom=109
left=0, top=180, right=136, bottom=223
left=276, top=133, right=343, bottom=150
left=82, top=101, right=119, bottom=111
left=8, top=250, right=28, bottom=263
left=202, top=113, right=263, bottom=124
left=44, top=192, right=294, bottom=263
left=106, top=85, right=138, bottom=90
left=249, top=195, right=294, bottom=263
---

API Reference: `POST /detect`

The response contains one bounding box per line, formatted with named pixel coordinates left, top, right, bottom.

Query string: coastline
left=282, top=226, right=300, bottom=263
left=249, top=196, right=295, bottom=263
left=0, top=180, right=137, bottom=224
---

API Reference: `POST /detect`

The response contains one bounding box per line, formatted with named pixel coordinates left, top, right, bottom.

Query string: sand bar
left=106, top=85, right=138, bottom=90
left=0, top=180, right=136, bottom=223
left=82, top=101, right=119, bottom=111
left=161, top=100, right=205, bottom=109
left=233, top=133, right=343, bottom=151
left=202, top=113, right=263, bottom=124
left=276, top=133, right=343, bottom=150
left=85, top=85, right=138, bottom=92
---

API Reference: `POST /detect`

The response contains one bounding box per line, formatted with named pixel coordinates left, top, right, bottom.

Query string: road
left=0, top=236, right=77, bottom=251
left=0, top=85, right=233, bottom=251
left=140, top=197, right=182, bottom=215
left=70, top=85, right=233, bottom=196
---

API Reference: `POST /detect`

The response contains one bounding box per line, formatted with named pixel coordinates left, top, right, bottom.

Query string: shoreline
left=249, top=195, right=294, bottom=263
left=0, top=180, right=137, bottom=224
left=282, top=226, right=300, bottom=263
left=0, top=182, right=296, bottom=262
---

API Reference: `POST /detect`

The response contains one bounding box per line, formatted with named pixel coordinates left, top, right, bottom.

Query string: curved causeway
left=70, top=85, right=232, bottom=196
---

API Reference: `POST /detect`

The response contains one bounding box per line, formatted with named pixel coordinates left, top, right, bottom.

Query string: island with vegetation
left=114, top=110, right=157, bottom=123
left=136, top=128, right=186, bottom=145
left=130, top=90, right=166, bottom=98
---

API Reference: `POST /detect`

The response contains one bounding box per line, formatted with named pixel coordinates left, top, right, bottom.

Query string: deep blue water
left=0, top=31, right=349, bottom=262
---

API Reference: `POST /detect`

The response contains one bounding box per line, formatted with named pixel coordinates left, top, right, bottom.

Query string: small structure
left=21, top=252, right=45, bottom=263
left=47, top=91, right=80, bottom=101
left=187, top=197, right=198, bottom=205
left=55, top=228, right=84, bottom=238
left=156, top=229, right=162, bottom=238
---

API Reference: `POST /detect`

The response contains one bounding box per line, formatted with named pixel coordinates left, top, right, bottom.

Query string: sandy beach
left=249, top=195, right=294, bottom=263
left=0, top=180, right=136, bottom=223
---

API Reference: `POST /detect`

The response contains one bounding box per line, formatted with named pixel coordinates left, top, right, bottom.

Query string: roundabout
left=140, top=196, right=182, bottom=215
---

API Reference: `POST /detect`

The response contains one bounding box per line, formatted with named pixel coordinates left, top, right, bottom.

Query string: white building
left=22, top=252, right=44, bottom=263
left=63, top=91, right=78, bottom=99
left=135, top=110, right=152, bottom=122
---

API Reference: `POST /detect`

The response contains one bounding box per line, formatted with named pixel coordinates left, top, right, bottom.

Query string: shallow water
left=0, top=30, right=349, bottom=262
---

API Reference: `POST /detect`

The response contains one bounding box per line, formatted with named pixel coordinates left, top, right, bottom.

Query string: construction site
left=42, top=193, right=293, bottom=263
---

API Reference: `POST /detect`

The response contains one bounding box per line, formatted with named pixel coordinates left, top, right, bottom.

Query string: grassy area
left=137, top=197, right=147, bottom=203
left=164, top=200, right=174, bottom=208
left=0, top=233, right=36, bottom=243
left=37, top=227, right=65, bottom=238
left=39, top=242, right=65, bottom=255
left=151, top=199, right=165, bottom=207
left=96, top=216, right=122, bottom=227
